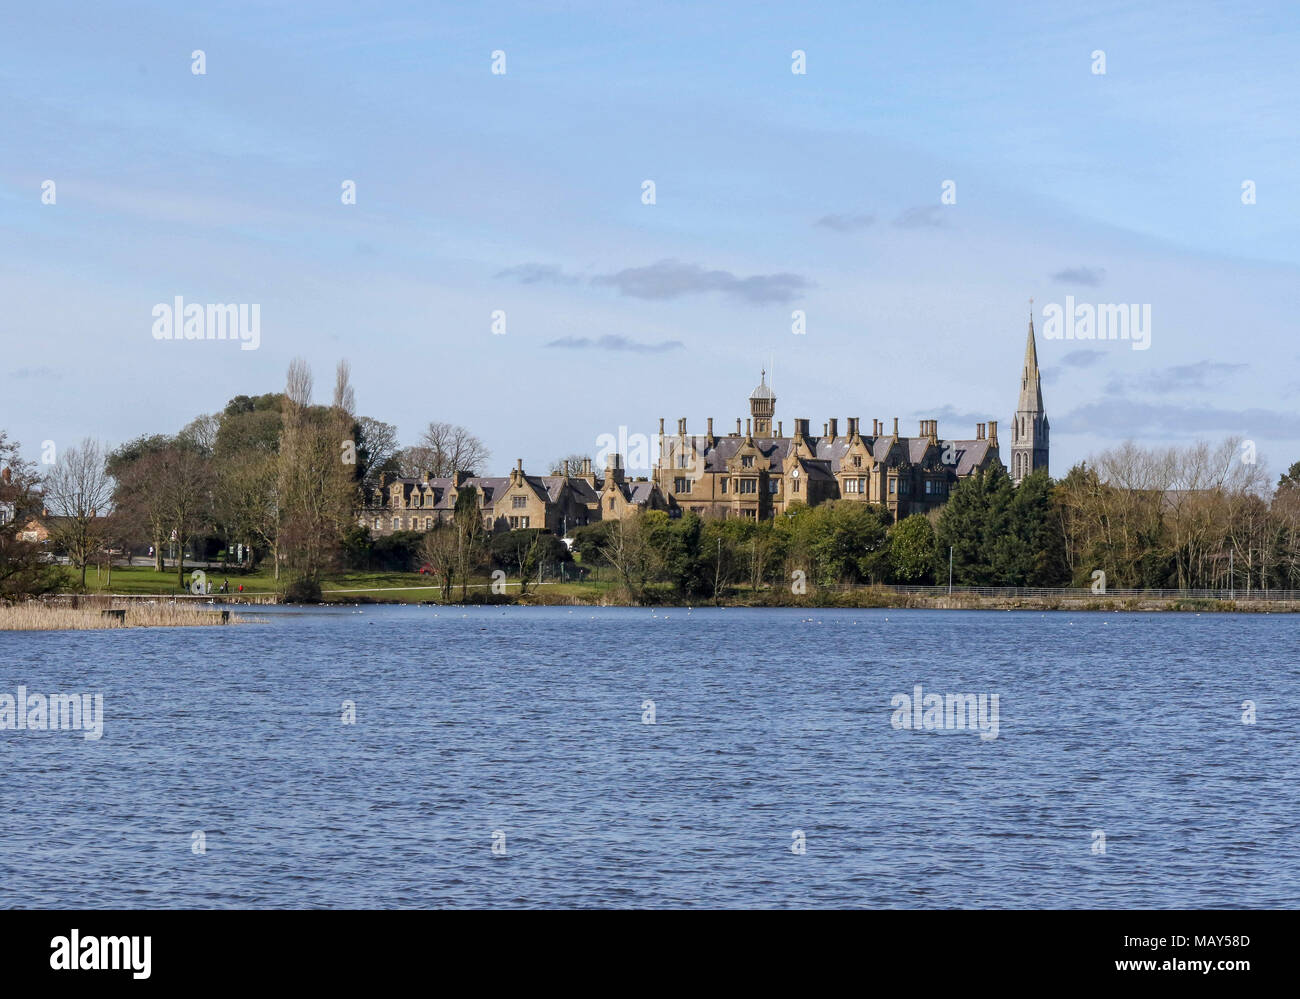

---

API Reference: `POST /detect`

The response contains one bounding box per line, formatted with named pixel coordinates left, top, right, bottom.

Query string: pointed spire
left=1018, top=307, right=1044, bottom=413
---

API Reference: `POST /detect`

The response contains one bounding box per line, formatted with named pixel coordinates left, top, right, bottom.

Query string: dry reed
left=0, top=602, right=245, bottom=631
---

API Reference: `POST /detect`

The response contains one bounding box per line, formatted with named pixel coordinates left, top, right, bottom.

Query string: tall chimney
left=892, top=417, right=899, bottom=437
left=745, top=418, right=752, bottom=437
left=736, top=418, right=742, bottom=435
left=988, top=420, right=998, bottom=444
left=828, top=418, right=838, bottom=441
left=707, top=417, right=714, bottom=440
left=777, top=421, right=783, bottom=437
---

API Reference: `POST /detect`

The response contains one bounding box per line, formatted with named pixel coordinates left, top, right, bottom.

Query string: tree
left=277, top=359, right=358, bottom=596
left=549, top=453, right=592, bottom=476
left=889, top=514, right=937, bottom=584
left=701, top=519, right=741, bottom=603
left=414, top=422, right=490, bottom=477
left=1277, top=461, right=1300, bottom=493
left=936, top=466, right=1013, bottom=585
left=0, top=432, right=63, bottom=601
left=599, top=514, right=655, bottom=602
left=178, top=413, right=219, bottom=454
left=154, top=444, right=214, bottom=588
left=453, top=484, right=488, bottom=599
left=107, top=434, right=175, bottom=571
left=212, top=393, right=284, bottom=572
left=42, top=438, right=113, bottom=589
left=355, top=417, right=401, bottom=489
left=420, top=525, right=459, bottom=602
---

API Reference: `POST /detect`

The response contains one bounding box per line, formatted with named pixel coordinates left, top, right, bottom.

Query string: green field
left=76, top=565, right=615, bottom=604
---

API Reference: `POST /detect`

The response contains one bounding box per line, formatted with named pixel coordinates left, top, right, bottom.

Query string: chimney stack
left=892, top=417, right=899, bottom=436
left=745, top=418, right=752, bottom=437
left=777, top=421, right=783, bottom=437
left=736, top=418, right=742, bottom=435
left=976, top=423, right=985, bottom=441
left=707, top=417, right=714, bottom=441
left=988, top=420, right=998, bottom=444
left=828, top=418, right=838, bottom=441
left=794, top=418, right=809, bottom=439
left=678, top=417, right=687, bottom=435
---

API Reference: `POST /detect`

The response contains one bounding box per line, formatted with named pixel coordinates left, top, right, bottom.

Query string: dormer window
left=742, top=456, right=754, bottom=468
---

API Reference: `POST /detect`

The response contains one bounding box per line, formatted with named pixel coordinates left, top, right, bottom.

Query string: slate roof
left=661, top=433, right=998, bottom=477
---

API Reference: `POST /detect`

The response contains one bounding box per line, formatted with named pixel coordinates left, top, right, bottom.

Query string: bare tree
left=549, top=453, right=592, bottom=476
left=420, top=526, right=458, bottom=602
left=277, top=358, right=359, bottom=596
left=43, top=438, right=113, bottom=589
left=179, top=414, right=219, bottom=455
left=416, top=422, right=490, bottom=477
left=598, top=514, right=652, bottom=602
left=154, top=445, right=214, bottom=588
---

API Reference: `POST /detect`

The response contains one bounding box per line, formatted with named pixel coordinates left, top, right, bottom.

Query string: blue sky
left=2, top=0, right=1297, bottom=478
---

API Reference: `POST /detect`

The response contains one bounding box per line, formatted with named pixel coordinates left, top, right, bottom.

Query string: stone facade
left=361, top=458, right=666, bottom=538
left=654, top=404, right=1003, bottom=521
left=361, top=316, right=1044, bottom=533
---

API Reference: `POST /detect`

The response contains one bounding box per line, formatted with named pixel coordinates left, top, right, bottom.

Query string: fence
left=832, top=584, right=1300, bottom=601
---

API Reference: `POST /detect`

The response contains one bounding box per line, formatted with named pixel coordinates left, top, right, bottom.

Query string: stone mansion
left=361, top=315, right=1049, bottom=536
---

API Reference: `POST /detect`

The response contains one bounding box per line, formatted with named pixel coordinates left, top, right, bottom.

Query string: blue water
left=1, top=606, right=1296, bottom=908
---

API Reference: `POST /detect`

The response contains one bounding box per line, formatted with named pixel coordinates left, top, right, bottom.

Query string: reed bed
left=0, top=602, right=245, bottom=631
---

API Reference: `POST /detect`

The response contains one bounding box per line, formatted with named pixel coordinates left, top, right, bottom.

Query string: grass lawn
left=79, top=565, right=281, bottom=595
left=76, top=565, right=615, bottom=604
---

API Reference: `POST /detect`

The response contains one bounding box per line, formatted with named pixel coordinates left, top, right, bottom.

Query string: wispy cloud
left=1063, top=400, right=1298, bottom=437
left=591, top=259, right=811, bottom=305
left=1106, top=360, right=1247, bottom=395
left=893, top=205, right=946, bottom=228
left=814, top=213, right=875, bottom=232
left=918, top=405, right=993, bottom=428
left=545, top=335, right=684, bottom=353
left=495, top=263, right=580, bottom=285
left=7, top=366, right=59, bottom=380
left=1059, top=350, right=1105, bottom=368
left=1051, top=266, right=1107, bottom=286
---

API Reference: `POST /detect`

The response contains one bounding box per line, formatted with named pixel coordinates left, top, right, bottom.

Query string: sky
left=2, top=0, right=1298, bottom=480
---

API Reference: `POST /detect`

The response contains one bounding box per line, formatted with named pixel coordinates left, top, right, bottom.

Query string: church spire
left=1011, top=302, right=1049, bottom=484
left=1018, top=311, right=1044, bottom=413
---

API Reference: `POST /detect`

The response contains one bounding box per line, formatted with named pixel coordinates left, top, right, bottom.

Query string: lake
left=1, top=606, right=1295, bottom=908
